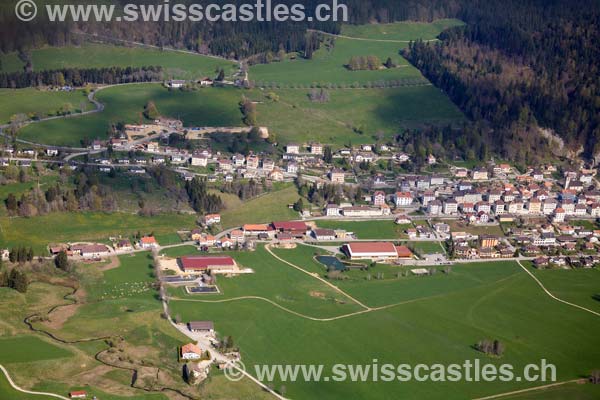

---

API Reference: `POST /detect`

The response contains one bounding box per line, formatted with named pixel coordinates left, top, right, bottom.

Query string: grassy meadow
left=0, top=88, right=93, bottom=124
left=219, top=184, right=300, bottom=228
left=169, top=247, right=600, bottom=400
left=249, top=19, right=463, bottom=86
left=315, top=220, right=408, bottom=239
left=0, top=43, right=237, bottom=80
left=18, top=84, right=244, bottom=146
left=0, top=211, right=195, bottom=253
left=340, top=19, right=465, bottom=41
left=251, top=86, right=463, bottom=145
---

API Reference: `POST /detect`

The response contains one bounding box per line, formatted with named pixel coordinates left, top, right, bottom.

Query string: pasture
left=0, top=88, right=93, bottom=124
left=169, top=246, right=600, bottom=400
left=0, top=43, right=237, bottom=80
left=340, top=19, right=465, bottom=41
left=0, top=211, right=196, bottom=253
left=0, top=336, right=71, bottom=363
left=249, top=19, right=463, bottom=86
left=252, top=87, right=463, bottom=146
left=219, top=184, right=300, bottom=228
left=18, top=84, right=244, bottom=146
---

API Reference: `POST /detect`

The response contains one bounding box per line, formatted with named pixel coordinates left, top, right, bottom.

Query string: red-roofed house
left=139, top=236, right=158, bottom=249
left=181, top=343, right=203, bottom=360
left=69, top=391, right=87, bottom=399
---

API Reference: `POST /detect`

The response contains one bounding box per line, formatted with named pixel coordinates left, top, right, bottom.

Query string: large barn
left=179, top=256, right=236, bottom=272
left=342, top=242, right=413, bottom=261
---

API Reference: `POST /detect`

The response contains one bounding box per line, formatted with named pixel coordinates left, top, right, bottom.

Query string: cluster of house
left=507, top=222, right=600, bottom=256
left=47, top=236, right=159, bottom=259
left=451, top=234, right=515, bottom=259
left=339, top=165, right=600, bottom=227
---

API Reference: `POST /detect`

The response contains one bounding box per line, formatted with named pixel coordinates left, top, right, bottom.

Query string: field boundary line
left=471, top=379, right=583, bottom=400
left=516, top=260, right=600, bottom=317
left=0, top=364, right=70, bottom=399
left=265, top=244, right=372, bottom=310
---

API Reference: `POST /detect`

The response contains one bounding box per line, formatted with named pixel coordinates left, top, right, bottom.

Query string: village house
left=269, top=168, right=284, bottom=181
left=428, top=200, right=442, bottom=215
left=286, top=143, right=300, bottom=154
left=191, top=152, right=209, bottom=167
left=472, top=168, right=489, bottom=180
left=395, top=192, right=413, bottom=207
left=115, top=239, right=133, bottom=252
left=325, top=204, right=340, bottom=217
left=310, top=143, right=323, bottom=155
left=329, top=169, right=345, bottom=184
left=139, top=236, right=158, bottom=249
left=203, top=214, right=221, bottom=226
left=262, top=159, right=275, bottom=172
left=181, top=343, right=203, bottom=360
left=372, top=191, right=386, bottom=206
left=312, top=228, right=337, bottom=241
left=246, top=155, right=260, bottom=169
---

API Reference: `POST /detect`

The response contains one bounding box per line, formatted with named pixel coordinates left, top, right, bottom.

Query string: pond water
left=316, top=256, right=347, bottom=271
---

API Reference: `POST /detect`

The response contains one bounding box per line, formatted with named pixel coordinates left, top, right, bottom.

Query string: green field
left=409, top=240, right=446, bottom=255
left=0, top=43, right=236, bottom=80
left=249, top=19, right=462, bottom=86
left=219, top=184, right=300, bottom=228
left=169, top=248, right=600, bottom=400
left=168, top=245, right=363, bottom=318
left=315, top=220, right=406, bottom=239
left=252, top=87, right=463, bottom=145
left=0, top=88, right=93, bottom=124
left=18, top=84, right=244, bottom=146
left=0, top=211, right=195, bottom=253
left=0, top=371, right=56, bottom=400
left=0, top=336, right=71, bottom=363
left=340, top=19, right=465, bottom=41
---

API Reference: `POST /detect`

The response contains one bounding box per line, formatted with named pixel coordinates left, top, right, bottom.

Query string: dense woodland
left=1, top=0, right=599, bottom=160
left=403, top=0, right=600, bottom=161
left=0, top=66, right=163, bottom=88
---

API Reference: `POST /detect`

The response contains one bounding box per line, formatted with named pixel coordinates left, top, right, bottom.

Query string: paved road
left=0, top=364, right=69, bottom=399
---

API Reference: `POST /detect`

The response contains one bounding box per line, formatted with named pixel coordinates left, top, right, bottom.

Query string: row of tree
left=0, top=268, right=28, bottom=293
left=0, top=66, right=163, bottom=89
left=7, top=246, right=35, bottom=263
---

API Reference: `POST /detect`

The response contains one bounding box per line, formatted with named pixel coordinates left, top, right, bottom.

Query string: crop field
left=0, top=88, right=93, bottom=123
left=0, top=43, right=237, bottom=80
left=0, top=211, right=196, bottom=253
left=251, top=87, right=463, bottom=146
left=18, top=84, right=244, bottom=146
left=340, top=19, right=465, bottom=41
left=168, top=245, right=600, bottom=400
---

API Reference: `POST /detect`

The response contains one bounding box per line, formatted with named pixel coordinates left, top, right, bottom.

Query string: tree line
left=185, top=177, right=224, bottom=214
left=0, top=66, right=163, bottom=89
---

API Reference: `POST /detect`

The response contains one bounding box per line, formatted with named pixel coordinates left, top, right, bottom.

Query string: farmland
left=169, top=246, right=600, bottom=400
left=0, top=43, right=237, bottom=80
left=219, top=184, right=301, bottom=228
left=18, top=84, right=244, bottom=147
left=0, top=211, right=196, bottom=253
left=0, top=336, right=71, bottom=363
left=249, top=20, right=464, bottom=86
left=0, top=88, right=93, bottom=124
left=251, top=86, right=463, bottom=146
left=340, top=19, right=465, bottom=41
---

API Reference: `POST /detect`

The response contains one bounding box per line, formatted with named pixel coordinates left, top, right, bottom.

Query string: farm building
left=179, top=256, right=237, bottom=273
left=70, top=244, right=110, bottom=258
left=139, top=236, right=158, bottom=249
left=342, top=242, right=413, bottom=261
left=271, top=221, right=308, bottom=238
left=188, top=321, right=215, bottom=333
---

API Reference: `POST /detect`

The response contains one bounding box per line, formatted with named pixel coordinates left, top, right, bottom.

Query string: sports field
left=0, top=88, right=93, bottom=124
left=315, top=220, right=406, bottom=239
left=18, top=84, right=244, bottom=146
left=0, top=43, right=237, bottom=80
left=169, top=244, right=600, bottom=400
